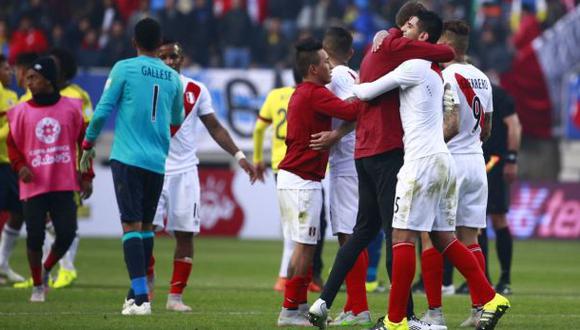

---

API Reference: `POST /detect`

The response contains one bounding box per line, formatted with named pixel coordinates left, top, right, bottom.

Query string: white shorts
left=153, top=168, right=201, bottom=233
left=277, top=170, right=323, bottom=245
left=329, top=175, right=358, bottom=235
left=392, top=153, right=458, bottom=232
left=453, top=154, right=488, bottom=229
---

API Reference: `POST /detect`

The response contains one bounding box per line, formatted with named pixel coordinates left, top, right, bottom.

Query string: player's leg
left=274, top=173, right=293, bottom=292
left=44, top=192, right=78, bottom=290
left=365, top=231, right=384, bottom=293
left=310, top=189, right=326, bottom=293
left=53, top=192, right=83, bottom=289
left=111, top=160, right=150, bottom=314
left=278, top=186, right=322, bottom=327
left=491, top=213, right=512, bottom=294
left=329, top=175, right=370, bottom=326
left=419, top=233, right=446, bottom=326
left=23, top=194, right=48, bottom=302
left=164, top=170, right=200, bottom=312
left=140, top=167, right=164, bottom=302
left=0, top=212, right=25, bottom=282
left=0, top=164, right=25, bottom=283
left=311, top=157, right=383, bottom=328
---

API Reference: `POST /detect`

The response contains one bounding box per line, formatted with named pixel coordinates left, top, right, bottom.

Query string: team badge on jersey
left=35, top=117, right=61, bottom=144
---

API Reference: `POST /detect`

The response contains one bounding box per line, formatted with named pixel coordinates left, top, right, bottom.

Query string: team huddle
left=0, top=2, right=512, bottom=330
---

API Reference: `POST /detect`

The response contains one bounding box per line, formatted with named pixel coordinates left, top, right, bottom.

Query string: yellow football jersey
left=0, top=83, right=18, bottom=163
left=19, top=84, right=93, bottom=123
left=253, top=86, right=294, bottom=172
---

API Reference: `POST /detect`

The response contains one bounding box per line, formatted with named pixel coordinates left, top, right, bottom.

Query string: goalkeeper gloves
left=443, top=83, right=455, bottom=112
left=80, top=140, right=95, bottom=173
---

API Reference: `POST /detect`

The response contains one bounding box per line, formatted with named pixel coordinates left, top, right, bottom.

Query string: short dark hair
left=323, top=26, right=353, bottom=61
left=134, top=18, right=162, bottom=51
left=15, top=52, right=39, bottom=68
left=292, top=66, right=303, bottom=85
left=416, top=10, right=443, bottom=44
left=50, top=48, right=77, bottom=81
left=442, top=20, right=470, bottom=54
left=294, top=37, right=323, bottom=79
left=395, top=1, right=426, bottom=28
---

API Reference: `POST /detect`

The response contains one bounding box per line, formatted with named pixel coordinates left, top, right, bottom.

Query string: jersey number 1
left=151, top=84, right=160, bottom=122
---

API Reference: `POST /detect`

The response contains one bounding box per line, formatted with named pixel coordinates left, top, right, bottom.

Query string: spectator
left=268, top=0, right=303, bottom=40
left=8, top=14, right=48, bottom=64
left=90, top=0, right=120, bottom=48
left=220, top=0, right=254, bottom=68
left=157, top=0, right=186, bottom=41
left=296, top=0, right=343, bottom=36
left=0, top=19, right=9, bottom=55
left=254, top=17, right=289, bottom=68
left=100, top=20, right=132, bottom=66
left=185, top=0, right=218, bottom=67
left=127, top=0, right=158, bottom=38
left=77, top=28, right=101, bottom=67
left=50, top=24, right=66, bottom=49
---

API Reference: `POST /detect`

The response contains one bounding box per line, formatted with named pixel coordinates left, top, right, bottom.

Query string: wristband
left=234, top=151, right=246, bottom=162
left=82, top=139, right=94, bottom=150
left=504, top=151, right=518, bottom=164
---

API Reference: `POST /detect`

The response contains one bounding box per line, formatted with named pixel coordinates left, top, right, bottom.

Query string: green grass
left=1, top=238, right=579, bottom=329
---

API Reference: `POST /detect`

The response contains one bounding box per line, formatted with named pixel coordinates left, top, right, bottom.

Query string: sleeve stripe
left=257, top=115, right=272, bottom=123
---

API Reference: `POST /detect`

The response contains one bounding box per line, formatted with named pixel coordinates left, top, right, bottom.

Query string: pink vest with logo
left=8, top=97, right=83, bottom=200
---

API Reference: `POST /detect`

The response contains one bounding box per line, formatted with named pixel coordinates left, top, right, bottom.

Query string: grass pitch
left=1, top=237, right=579, bottom=329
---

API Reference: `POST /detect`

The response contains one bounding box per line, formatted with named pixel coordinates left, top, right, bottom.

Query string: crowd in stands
left=0, top=0, right=575, bottom=71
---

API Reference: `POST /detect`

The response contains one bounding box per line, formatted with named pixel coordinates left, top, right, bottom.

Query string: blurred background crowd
left=0, top=0, right=575, bottom=70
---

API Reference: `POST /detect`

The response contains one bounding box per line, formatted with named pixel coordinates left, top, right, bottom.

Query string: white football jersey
left=443, top=63, right=493, bottom=154
left=326, top=65, right=357, bottom=177
left=165, top=75, right=215, bottom=175
left=393, top=59, right=448, bottom=161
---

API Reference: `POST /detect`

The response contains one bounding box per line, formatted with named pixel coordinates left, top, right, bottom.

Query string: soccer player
left=276, top=37, right=360, bottom=327
left=0, top=54, right=24, bottom=283
left=309, top=3, right=455, bottom=330
left=253, top=71, right=299, bottom=292
left=7, top=57, right=93, bottom=302
left=309, top=26, right=371, bottom=326
left=79, top=18, right=184, bottom=315
left=351, top=11, right=510, bottom=330
left=481, top=83, right=520, bottom=295
left=154, top=40, right=256, bottom=311
left=418, top=20, right=495, bottom=327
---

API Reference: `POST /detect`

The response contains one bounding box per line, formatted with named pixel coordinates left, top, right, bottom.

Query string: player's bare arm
left=200, top=113, right=257, bottom=183
left=503, top=113, right=521, bottom=183
left=480, top=112, right=493, bottom=142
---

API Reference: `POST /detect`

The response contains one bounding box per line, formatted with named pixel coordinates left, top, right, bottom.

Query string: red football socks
left=443, top=240, right=495, bottom=305
left=169, top=258, right=192, bottom=294
left=43, top=250, right=59, bottom=272
left=345, top=249, right=369, bottom=314
left=388, top=243, right=416, bottom=323
left=422, top=247, right=443, bottom=309
left=283, top=276, right=308, bottom=309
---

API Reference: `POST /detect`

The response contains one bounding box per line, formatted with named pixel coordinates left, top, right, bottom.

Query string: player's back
left=88, top=56, right=183, bottom=174
left=327, top=65, right=357, bottom=176
left=397, top=59, right=447, bottom=161
left=443, top=63, right=493, bottom=154
left=265, top=86, right=294, bottom=170
left=61, top=83, right=94, bottom=122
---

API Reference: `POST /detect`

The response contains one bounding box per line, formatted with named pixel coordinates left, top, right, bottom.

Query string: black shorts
left=0, top=164, right=22, bottom=214
left=110, top=160, right=164, bottom=224
left=486, top=163, right=510, bottom=215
